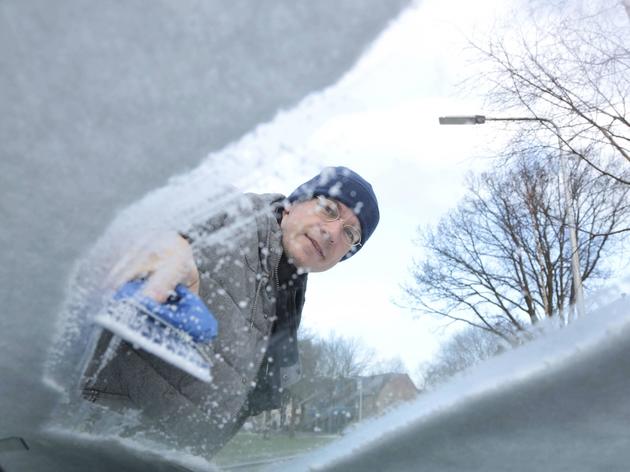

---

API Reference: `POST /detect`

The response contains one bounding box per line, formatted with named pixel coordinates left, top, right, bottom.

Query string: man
left=82, top=166, right=380, bottom=456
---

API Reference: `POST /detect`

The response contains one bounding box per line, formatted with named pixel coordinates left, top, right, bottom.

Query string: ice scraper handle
left=114, top=280, right=218, bottom=343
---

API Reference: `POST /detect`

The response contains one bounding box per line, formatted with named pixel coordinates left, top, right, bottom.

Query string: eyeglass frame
left=313, top=196, right=362, bottom=247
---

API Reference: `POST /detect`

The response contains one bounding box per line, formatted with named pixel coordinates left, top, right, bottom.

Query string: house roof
left=359, top=373, right=417, bottom=396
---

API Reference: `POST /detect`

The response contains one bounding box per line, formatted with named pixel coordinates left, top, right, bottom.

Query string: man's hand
left=106, top=232, right=199, bottom=303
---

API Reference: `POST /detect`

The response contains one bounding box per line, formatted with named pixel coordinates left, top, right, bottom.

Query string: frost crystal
left=329, top=181, right=342, bottom=197
left=354, top=201, right=364, bottom=214
left=319, top=167, right=336, bottom=185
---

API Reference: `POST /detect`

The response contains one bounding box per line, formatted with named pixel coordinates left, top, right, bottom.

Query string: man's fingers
left=104, top=232, right=197, bottom=302
left=105, top=243, right=163, bottom=289
left=106, top=263, right=150, bottom=291
left=106, top=249, right=150, bottom=288
left=140, top=268, right=180, bottom=303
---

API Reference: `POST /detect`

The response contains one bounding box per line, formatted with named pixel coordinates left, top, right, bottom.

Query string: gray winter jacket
left=82, top=192, right=305, bottom=456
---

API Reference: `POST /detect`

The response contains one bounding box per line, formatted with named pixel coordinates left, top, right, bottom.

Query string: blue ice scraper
left=93, top=280, right=218, bottom=382
left=112, top=280, right=218, bottom=342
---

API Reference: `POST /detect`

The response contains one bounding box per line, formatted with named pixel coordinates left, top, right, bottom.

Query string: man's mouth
left=306, top=235, right=325, bottom=259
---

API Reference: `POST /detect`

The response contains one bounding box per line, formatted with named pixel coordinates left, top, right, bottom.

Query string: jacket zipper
left=226, top=220, right=280, bottom=427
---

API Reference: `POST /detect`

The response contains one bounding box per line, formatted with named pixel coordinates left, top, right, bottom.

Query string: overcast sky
left=222, top=0, right=520, bottom=373
left=123, top=0, right=629, bottom=377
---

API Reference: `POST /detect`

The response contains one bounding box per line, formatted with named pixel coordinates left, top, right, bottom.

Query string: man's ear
left=280, top=207, right=290, bottom=228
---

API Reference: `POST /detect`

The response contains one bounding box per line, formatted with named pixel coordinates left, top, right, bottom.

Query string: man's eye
left=323, top=204, right=337, bottom=217
left=344, top=227, right=360, bottom=245
left=317, top=198, right=338, bottom=218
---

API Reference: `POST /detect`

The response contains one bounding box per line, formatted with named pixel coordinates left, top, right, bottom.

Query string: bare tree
left=470, top=0, right=630, bottom=185
left=285, top=331, right=378, bottom=432
left=298, top=330, right=376, bottom=380
left=403, top=152, right=630, bottom=342
left=367, top=356, right=407, bottom=376
left=418, top=327, right=505, bottom=388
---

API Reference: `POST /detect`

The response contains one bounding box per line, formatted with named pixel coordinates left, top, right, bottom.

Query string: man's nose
left=322, top=220, right=344, bottom=244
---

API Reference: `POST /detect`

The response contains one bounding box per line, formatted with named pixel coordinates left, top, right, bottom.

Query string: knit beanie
left=287, top=166, right=380, bottom=260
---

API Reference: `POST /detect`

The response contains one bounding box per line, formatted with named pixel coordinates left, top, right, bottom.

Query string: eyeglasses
left=314, top=196, right=362, bottom=247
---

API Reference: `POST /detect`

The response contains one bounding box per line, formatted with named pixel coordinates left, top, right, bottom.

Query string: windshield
left=2, top=0, right=629, bottom=471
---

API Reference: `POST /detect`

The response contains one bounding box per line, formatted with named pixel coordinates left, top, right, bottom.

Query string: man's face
left=281, top=197, right=361, bottom=272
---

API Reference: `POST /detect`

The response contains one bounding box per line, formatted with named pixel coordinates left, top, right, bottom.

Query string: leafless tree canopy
left=418, top=327, right=505, bottom=388
left=470, top=1, right=630, bottom=184
left=403, top=153, right=630, bottom=343
left=298, top=330, right=377, bottom=380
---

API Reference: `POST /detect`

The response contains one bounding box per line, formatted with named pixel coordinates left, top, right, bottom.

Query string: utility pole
left=358, top=377, right=363, bottom=422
